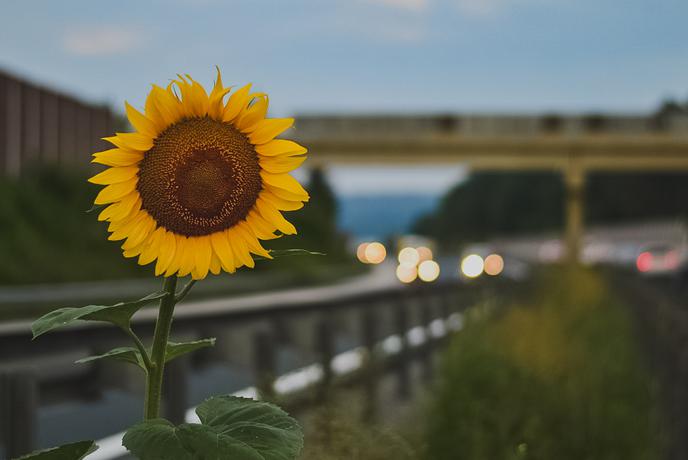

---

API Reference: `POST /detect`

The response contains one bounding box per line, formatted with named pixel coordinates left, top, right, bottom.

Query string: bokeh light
left=483, top=254, right=504, bottom=276
left=418, top=260, right=440, bottom=282
left=364, top=242, right=387, bottom=264
left=416, top=246, right=433, bottom=263
left=398, top=247, right=420, bottom=267
left=636, top=251, right=652, bottom=272
left=356, top=242, right=370, bottom=263
left=396, top=264, right=418, bottom=283
left=460, top=254, right=484, bottom=278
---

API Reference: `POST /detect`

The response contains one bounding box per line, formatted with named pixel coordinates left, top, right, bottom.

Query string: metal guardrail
left=0, top=280, right=474, bottom=459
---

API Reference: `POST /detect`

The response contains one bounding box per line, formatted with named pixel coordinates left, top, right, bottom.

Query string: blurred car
left=635, top=243, right=685, bottom=276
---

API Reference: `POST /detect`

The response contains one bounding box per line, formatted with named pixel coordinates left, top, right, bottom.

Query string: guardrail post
left=419, top=296, right=434, bottom=382
left=394, top=295, right=411, bottom=400
left=316, top=317, right=334, bottom=402
left=164, top=356, right=190, bottom=424
left=254, top=329, right=276, bottom=401
left=0, top=371, right=37, bottom=458
left=361, top=306, right=378, bottom=422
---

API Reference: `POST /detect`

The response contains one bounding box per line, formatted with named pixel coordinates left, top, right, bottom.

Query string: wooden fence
left=0, top=69, right=116, bottom=177
left=0, top=280, right=481, bottom=459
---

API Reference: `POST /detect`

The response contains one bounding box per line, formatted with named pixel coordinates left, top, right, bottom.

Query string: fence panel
left=0, top=69, right=115, bottom=176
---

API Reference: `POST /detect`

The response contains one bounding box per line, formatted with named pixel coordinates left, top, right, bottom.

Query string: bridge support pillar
left=564, top=157, right=585, bottom=264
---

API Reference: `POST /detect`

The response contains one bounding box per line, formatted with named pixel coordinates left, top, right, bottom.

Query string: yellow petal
left=123, top=246, right=144, bottom=258
left=144, top=88, right=167, bottom=133
left=260, top=190, right=304, bottom=211
left=210, top=231, right=236, bottom=273
left=246, top=211, right=280, bottom=240
left=138, top=227, right=165, bottom=266
left=89, top=166, right=139, bottom=185
left=223, top=83, right=252, bottom=122
left=92, top=148, right=143, bottom=167
left=209, top=252, right=222, bottom=275
left=229, top=229, right=255, bottom=268
left=94, top=177, right=138, bottom=205
left=259, top=155, right=306, bottom=174
left=248, top=118, right=294, bottom=145
left=98, top=192, right=140, bottom=222
left=255, top=197, right=297, bottom=235
left=256, top=139, right=307, bottom=157
left=266, top=184, right=309, bottom=203
left=178, top=236, right=196, bottom=277
left=108, top=211, right=146, bottom=241
left=208, top=67, right=232, bottom=120
left=156, top=230, right=177, bottom=276
left=237, top=95, right=268, bottom=132
left=174, top=75, right=209, bottom=118
left=191, top=236, right=211, bottom=280
left=125, top=101, right=158, bottom=138
left=165, top=235, right=187, bottom=277
left=103, top=133, right=154, bottom=152
left=150, top=84, right=183, bottom=126
left=260, top=172, right=309, bottom=198
left=236, top=223, right=272, bottom=258
left=121, top=214, right=156, bottom=250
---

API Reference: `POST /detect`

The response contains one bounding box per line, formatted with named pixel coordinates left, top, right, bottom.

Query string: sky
left=1, top=0, right=686, bottom=116
left=1, top=0, right=686, bottom=196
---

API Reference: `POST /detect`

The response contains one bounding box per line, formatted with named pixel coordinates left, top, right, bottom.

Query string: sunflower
left=89, top=70, right=309, bottom=280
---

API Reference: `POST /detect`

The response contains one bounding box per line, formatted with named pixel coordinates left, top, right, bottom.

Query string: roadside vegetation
left=424, top=268, right=661, bottom=459
left=0, top=166, right=357, bottom=286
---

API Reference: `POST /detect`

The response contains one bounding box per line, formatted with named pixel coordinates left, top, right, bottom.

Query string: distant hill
left=337, top=194, right=439, bottom=241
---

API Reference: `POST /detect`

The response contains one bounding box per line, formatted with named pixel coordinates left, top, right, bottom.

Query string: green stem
left=144, top=276, right=178, bottom=420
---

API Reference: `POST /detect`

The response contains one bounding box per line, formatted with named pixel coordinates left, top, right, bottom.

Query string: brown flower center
left=137, top=116, right=262, bottom=236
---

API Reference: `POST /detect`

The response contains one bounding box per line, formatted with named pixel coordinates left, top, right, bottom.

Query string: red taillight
left=637, top=252, right=653, bottom=272
left=664, top=250, right=680, bottom=270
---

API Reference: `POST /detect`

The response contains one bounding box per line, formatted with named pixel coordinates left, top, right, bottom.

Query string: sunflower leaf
left=256, top=249, right=326, bottom=261
left=85, top=203, right=106, bottom=214
left=165, top=338, right=216, bottom=363
left=76, top=346, right=146, bottom=370
left=123, top=419, right=191, bottom=460
left=123, top=396, right=303, bottom=460
left=16, top=440, right=98, bottom=460
left=32, top=291, right=169, bottom=339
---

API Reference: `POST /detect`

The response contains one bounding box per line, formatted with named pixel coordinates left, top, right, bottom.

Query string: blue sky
left=1, top=0, right=687, bottom=116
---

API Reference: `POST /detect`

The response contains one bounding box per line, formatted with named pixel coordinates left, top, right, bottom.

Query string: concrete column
left=564, top=155, right=585, bottom=264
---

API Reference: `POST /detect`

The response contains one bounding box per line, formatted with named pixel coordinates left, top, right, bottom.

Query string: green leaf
left=16, top=440, right=98, bottom=460
left=75, top=346, right=145, bottom=370
left=165, top=338, right=216, bottom=363
left=123, top=396, right=303, bottom=460
left=122, top=419, right=190, bottom=460
left=175, top=424, right=263, bottom=460
left=197, top=396, right=303, bottom=460
left=74, top=339, right=215, bottom=370
left=255, top=249, right=326, bottom=261
left=85, top=203, right=106, bottom=214
left=32, top=291, right=169, bottom=339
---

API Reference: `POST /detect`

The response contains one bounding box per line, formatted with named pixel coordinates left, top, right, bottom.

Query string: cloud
left=62, top=25, right=142, bottom=56
left=369, top=0, right=430, bottom=12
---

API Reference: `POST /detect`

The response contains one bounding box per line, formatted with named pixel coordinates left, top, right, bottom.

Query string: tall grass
left=425, top=269, right=661, bottom=460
